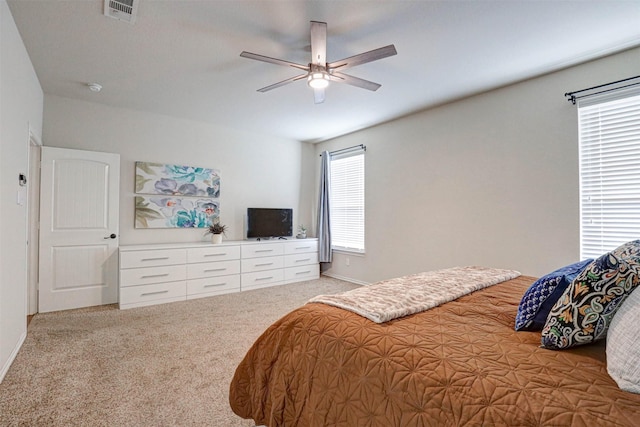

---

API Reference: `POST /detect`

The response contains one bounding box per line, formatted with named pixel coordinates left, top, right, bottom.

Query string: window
left=330, top=150, right=365, bottom=253
left=578, top=89, right=640, bottom=259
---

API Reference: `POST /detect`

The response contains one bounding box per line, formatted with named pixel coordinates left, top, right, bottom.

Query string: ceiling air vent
left=104, top=0, right=138, bottom=24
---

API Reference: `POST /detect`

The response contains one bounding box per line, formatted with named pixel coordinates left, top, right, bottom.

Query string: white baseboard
left=321, top=272, right=369, bottom=286
left=0, top=330, right=27, bottom=383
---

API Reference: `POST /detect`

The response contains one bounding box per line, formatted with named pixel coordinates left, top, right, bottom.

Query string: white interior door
left=39, top=147, right=120, bottom=313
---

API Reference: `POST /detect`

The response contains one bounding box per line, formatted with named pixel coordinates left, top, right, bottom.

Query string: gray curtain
left=317, top=150, right=332, bottom=263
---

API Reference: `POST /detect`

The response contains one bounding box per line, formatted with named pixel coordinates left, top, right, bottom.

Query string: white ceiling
left=8, top=0, right=640, bottom=143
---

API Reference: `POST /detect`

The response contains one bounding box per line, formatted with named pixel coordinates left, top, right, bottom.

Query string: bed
left=229, top=268, right=640, bottom=426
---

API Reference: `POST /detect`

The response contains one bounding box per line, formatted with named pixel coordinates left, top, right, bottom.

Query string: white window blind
left=330, top=150, right=365, bottom=253
left=578, top=90, right=640, bottom=259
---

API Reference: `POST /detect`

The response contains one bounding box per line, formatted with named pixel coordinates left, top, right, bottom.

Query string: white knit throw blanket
left=309, top=266, right=521, bottom=323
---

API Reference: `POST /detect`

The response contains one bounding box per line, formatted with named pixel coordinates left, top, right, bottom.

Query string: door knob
left=104, top=233, right=117, bottom=239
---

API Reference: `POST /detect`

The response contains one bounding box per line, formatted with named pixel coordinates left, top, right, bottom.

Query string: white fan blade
left=330, top=72, right=381, bottom=91
left=257, top=74, right=308, bottom=92
left=327, top=45, right=397, bottom=71
left=314, top=88, right=325, bottom=104
left=310, top=21, right=327, bottom=66
left=240, top=51, right=309, bottom=72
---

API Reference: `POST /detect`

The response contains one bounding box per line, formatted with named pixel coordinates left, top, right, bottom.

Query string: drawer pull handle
left=296, top=271, right=311, bottom=275
left=255, top=262, right=273, bottom=267
left=205, top=253, right=226, bottom=257
left=295, top=246, right=311, bottom=250
left=141, top=257, right=170, bottom=261
left=256, top=276, right=273, bottom=281
left=255, top=249, right=273, bottom=253
left=141, top=290, right=169, bottom=296
left=141, top=273, right=169, bottom=279
left=204, top=283, right=226, bottom=288
left=204, top=268, right=226, bottom=272
left=295, top=258, right=311, bottom=262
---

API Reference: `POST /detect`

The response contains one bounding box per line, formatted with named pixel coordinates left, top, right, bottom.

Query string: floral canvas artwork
left=135, top=162, right=220, bottom=197
left=134, top=161, right=221, bottom=229
left=135, top=196, right=219, bottom=229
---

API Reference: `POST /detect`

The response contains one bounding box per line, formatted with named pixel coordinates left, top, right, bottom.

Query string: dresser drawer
left=187, top=245, right=240, bottom=263
left=284, top=252, right=318, bottom=268
left=187, top=260, right=240, bottom=279
left=119, top=280, right=187, bottom=309
left=241, top=256, right=284, bottom=273
left=242, top=243, right=284, bottom=259
left=284, top=264, right=319, bottom=283
left=285, top=240, right=318, bottom=254
left=120, top=264, right=186, bottom=287
left=187, top=275, right=241, bottom=299
left=120, top=249, right=186, bottom=269
left=241, top=269, right=285, bottom=290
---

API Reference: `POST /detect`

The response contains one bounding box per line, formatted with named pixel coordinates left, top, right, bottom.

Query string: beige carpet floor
left=0, top=277, right=359, bottom=426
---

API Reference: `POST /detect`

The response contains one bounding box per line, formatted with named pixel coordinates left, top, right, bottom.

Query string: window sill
left=332, top=248, right=365, bottom=256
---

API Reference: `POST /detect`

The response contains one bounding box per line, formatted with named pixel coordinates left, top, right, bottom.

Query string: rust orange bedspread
left=229, top=276, right=640, bottom=426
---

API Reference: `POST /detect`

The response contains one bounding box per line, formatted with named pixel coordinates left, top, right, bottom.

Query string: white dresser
left=118, top=239, right=318, bottom=309
left=241, top=239, right=319, bottom=291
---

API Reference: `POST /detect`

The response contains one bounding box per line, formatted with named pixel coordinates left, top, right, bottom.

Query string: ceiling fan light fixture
left=308, top=72, right=330, bottom=89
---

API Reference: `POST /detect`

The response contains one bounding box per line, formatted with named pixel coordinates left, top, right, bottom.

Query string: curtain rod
left=565, top=75, right=640, bottom=105
left=319, top=144, right=366, bottom=157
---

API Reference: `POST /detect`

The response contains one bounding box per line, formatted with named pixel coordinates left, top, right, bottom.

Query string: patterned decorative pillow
left=607, top=287, right=640, bottom=393
left=541, top=251, right=640, bottom=350
left=515, top=259, right=593, bottom=331
left=611, top=239, right=640, bottom=258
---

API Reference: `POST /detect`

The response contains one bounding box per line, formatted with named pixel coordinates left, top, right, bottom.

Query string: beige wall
left=43, top=95, right=316, bottom=245
left=316, top=47, right=640, bottom=283
left=0, top=0, right=44, bottom=381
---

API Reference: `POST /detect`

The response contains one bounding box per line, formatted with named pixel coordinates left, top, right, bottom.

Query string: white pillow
left=607, top=287, right=640, bottom=393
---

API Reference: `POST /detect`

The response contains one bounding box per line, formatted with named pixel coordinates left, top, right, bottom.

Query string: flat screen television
left=247, top=208, right=293, bottom=239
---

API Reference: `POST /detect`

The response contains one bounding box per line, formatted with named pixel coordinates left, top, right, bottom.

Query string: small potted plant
left=206, top=219, right=227, bottom=244
left=296, top=224, right=307, bottom=239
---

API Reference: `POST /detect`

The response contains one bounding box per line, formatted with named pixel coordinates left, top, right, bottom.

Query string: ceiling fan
left=240, top=21, right=397, bottom=104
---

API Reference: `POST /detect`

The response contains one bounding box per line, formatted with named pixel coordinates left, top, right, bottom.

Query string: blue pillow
left=515, top=259, right=593, bottom=331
